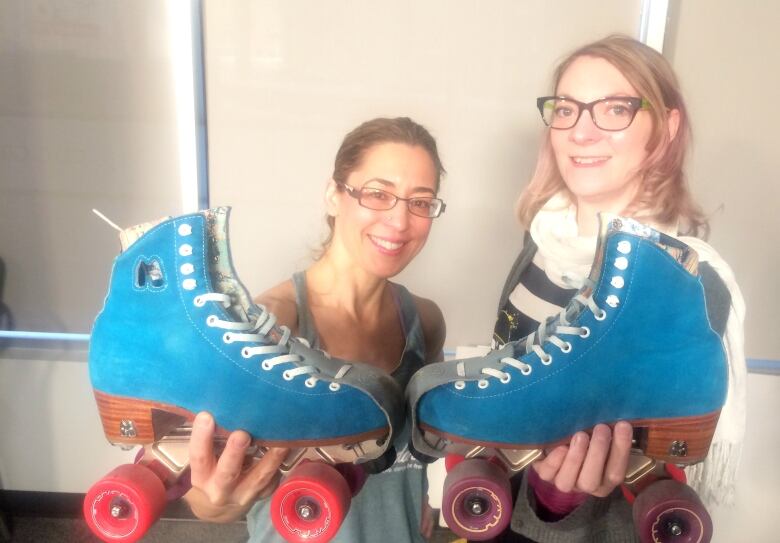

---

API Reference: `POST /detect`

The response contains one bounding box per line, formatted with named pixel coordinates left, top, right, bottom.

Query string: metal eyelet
left=180, top=263, right=195, bottom=275
left=179, top=244, right=193, bottom=257
left=606, top=295, right=620, bottom=308
left=182, top=278, right=196, bottom=291
left=178, top=223, right=192, bottom=236
left=223, top=332, right=234, bottom=344
left=282, top=370, right=293, bottom=381
left=614, top=256, right=628, bottom=270
left=541, top=354, right=553, bottom=366
left=617, top=240, right=632, bottom=254
left=206, top=315, right=218, bottom=326
left=579, top=326, right=591, bottom=338
left=261, top=360, right=272, bottom=371
left=560, top=342, right=572, bottom=353
left=477, top=379, right=489, bottom=389
left=610, top=276, right=624, bottom=289
left=305, top=377, right=317, bottom=388
left=329, top=382, right=341, bottom=392
left=521, top=365, right=532, bottom=376
left=595, top=309, right=607, bottom=321
left=193, top=295, right=205, bottom=307
left=454, top=381, right=466, bottom=390
left=500, top=373, right=511, bottom=384
left=241, top=347, right=251, bottom=358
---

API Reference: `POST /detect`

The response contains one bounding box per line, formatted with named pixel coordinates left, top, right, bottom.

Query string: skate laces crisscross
left=195, top=293, right=350, bottom=391
left=457, top=279, right=606, bottom=390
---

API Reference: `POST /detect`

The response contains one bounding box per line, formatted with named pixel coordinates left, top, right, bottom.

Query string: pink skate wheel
left=633, top=479, right=712, bottom=543
left=83, top=463, right=167, bottom=543
left=442, top=458, right=512, bottom=541
left=271, top=462, right=351, bottom=543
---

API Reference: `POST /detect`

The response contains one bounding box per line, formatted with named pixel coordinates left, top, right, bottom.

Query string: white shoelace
left=455, top=278, right=605, bottom=390
left=195, top=292, right=351, bottom=391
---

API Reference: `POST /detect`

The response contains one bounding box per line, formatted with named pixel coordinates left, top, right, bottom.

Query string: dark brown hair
left=321, top=117, right=445, bottom=253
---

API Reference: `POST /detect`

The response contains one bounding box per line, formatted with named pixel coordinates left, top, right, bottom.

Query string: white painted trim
left=639, top=0, right=669, bottom=53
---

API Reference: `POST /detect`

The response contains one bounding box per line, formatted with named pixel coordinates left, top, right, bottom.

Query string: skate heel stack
left=94, top=391, right=189, bottom=446
left=639, top=410, right=720, bottom=464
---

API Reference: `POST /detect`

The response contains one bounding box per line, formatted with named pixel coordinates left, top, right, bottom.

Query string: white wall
left=666, top=0, right=780, bottom=360
left=204, top=0, right=642, bottom=346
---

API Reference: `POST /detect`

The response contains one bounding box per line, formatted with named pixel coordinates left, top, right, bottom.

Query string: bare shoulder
left=411, top=293, right=446, bottom=362
left=254, top=280, right=298, bottom=331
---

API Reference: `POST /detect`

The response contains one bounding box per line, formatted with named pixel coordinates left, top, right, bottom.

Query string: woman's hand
left=184, top=411, right=288, bottom=522
left=531, top=421, right=633, bottom=497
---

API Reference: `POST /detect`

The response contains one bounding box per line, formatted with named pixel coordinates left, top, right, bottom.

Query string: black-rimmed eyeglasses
left=338, top=182, right=446, bottom=218
left=536, top=96, right=649, bottom=131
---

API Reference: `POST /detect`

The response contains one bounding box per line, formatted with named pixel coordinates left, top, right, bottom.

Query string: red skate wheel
left=271, top=462, right=351, bottom=543
left=633, top=479, right=712, bottom=543
left=334, top=463, right=368, bottom=497
left=83, top=463, right=167, bottom=543
left=441, top=458, right=512, bottom=541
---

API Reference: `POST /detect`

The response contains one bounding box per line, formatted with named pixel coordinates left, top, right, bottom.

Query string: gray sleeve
left=510, top=472, right=639, bottom=543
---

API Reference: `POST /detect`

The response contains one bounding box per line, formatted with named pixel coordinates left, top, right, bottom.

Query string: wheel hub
left=295, top=497, right=320, bottom=521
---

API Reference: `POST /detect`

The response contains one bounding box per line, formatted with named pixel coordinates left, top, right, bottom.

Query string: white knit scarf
left=529, top=192, right=747, bottom=506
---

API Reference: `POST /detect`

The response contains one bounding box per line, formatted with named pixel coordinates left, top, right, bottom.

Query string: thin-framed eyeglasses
left=536, top=96, right=650, bottom=131
left=338, top=182, right=446, bottom=218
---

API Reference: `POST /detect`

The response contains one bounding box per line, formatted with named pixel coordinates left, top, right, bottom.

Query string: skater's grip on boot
left=184, top=411, right=289, bottom=523
left=531, top=422, right=633, bottom=507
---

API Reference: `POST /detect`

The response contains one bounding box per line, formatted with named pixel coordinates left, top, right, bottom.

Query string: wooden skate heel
left=94, top=391, right=190, bottom=445
left=638, top=410, right=720, bottom=464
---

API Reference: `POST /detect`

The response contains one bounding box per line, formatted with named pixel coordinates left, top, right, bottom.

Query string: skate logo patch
left=133, top=256, right=167, bottom=291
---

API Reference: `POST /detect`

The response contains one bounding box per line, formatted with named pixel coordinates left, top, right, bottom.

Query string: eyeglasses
left=536, top=96, right=649, bottom=131
left=338, top=182, right=446, bottom=218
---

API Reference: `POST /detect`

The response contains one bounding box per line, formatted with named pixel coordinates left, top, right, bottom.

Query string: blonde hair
left=517, top=35, right=708, bottom=238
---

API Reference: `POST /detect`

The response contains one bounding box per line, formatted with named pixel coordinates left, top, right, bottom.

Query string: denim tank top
left=291, top=271, right=427, bottom=390
left=246, top=272, right=430, bottom=543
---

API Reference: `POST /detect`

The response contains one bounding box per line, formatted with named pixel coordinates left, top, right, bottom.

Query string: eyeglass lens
left=358, top=187, right=442, bottom=218
left=541, top=97, right=641, bottom=130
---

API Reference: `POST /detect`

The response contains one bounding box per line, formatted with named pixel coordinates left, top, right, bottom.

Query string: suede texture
left=417, top=231, right=728, bottom=445
left=89, top=212, right=387, bottom=440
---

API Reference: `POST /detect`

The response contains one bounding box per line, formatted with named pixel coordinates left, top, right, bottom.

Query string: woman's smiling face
left=550, top=55, right=653, bottom=211
left=334, top=142, right=438, bottom=278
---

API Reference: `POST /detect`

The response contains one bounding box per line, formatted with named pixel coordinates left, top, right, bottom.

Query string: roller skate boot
left=407, top=214, right=727, bottom=542
left=84, top=208, right=403, bottom=543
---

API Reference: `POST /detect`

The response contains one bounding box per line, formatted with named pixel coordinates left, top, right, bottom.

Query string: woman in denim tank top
left=184, top=117, right=447, bottom=543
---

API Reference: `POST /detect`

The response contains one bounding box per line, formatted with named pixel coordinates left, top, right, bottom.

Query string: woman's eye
left=604, top=101, right=633, bottom=116
left=410, top=199, right=432, bottom=210
left=554, top=106, right=574, bottom=118
left=363, top=189, right=389, bottom=201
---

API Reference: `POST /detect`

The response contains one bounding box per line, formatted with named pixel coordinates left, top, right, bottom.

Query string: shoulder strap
left=699, top=262, right=732, bottom=339
left=496, top=232, right=537, bottom=315
left=389, top=283, right=426, bottom=358
left=291, top=271, right=320, bottom=348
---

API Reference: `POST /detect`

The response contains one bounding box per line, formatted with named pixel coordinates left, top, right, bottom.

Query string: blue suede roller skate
left=84, top=208, right=403, bottom=543
left=407, top=215, right=727, bottom=542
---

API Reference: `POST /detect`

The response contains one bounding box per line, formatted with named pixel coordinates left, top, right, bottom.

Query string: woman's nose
left=569, top=108, right=602, bottom=144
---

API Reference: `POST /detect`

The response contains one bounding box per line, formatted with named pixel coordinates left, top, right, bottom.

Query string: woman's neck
left=306, top=250, right=388, bottom=321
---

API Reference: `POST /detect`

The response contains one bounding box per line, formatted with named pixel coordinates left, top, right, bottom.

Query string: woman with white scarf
left=489, top=35, right=746, bottom=543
